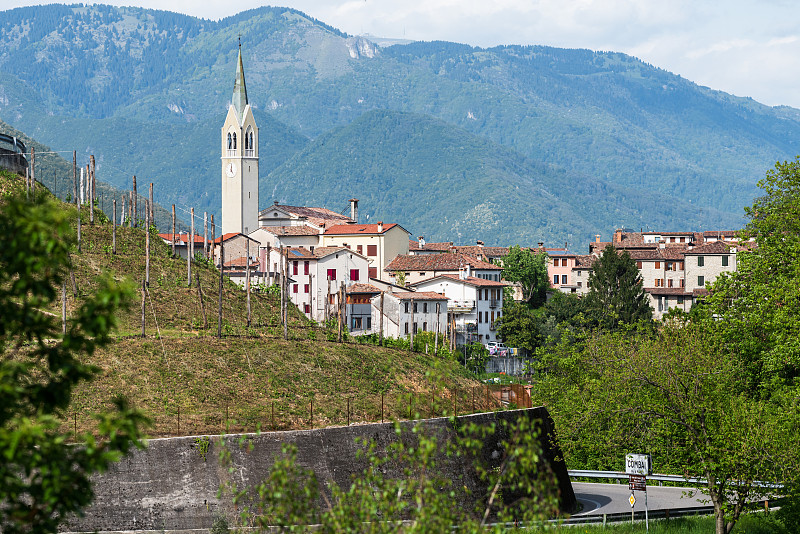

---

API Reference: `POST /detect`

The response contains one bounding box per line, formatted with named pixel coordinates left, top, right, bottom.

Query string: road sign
left=629, top=494, right=636, bottom=507
left=629, top=474, right=647, bottom=491
left=625, top=453, right=652, bottom=475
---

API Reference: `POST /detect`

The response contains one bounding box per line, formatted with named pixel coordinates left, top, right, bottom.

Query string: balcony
left=244, top=149, right=255, bottom=158
left=227, top=149, right=236, bottom=157
left=489, top=299, right=499, bottom=308
left=448, top=300, right=475, bottom=313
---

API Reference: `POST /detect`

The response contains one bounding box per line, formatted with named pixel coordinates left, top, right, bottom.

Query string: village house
left=347, top=283, right=382, bottom=335
left=157, top=232, right=209, bottom=260
left=384, top=253, right=502, bottom=287
left=259, top=246, right=370, bottom=322
left=412, top=273, right=506, bottom=347
left=371, top=291, right=449, bottom=340
left=322, top=222, right=411, bottom=282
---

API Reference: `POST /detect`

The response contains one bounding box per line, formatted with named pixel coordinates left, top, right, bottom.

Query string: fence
left=61, top=384, right=533, bottom=439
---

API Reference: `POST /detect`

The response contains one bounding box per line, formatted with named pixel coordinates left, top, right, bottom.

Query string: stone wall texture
left=64, top=407, right=576, bottom=532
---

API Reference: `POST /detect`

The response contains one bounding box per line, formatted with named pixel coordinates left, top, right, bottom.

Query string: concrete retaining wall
left=64, top=408, right=576, bottom=532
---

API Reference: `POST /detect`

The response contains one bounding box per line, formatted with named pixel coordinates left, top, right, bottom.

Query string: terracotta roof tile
left=260, top=204, right=352, bottom=228
left=645, top=287, right=692, bottom=296
left=414, top=274, right=507, bottom=288
left=263, top=226, right=321, bottom=236
left=385, top=253, right=501, bottom=272
left=685, top=241, right=741, bottom=255
left=158, top=233, right=206, bottom=245
left=283, top=246, right=357, bottom=259
left=347, top=283, right=382, bottom=294
left=324, top=223, right=401, bottom=235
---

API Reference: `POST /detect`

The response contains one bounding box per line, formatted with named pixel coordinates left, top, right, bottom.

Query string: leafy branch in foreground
left=0, top=190, right=148, bottom=534
left=219, top=415, right=561, bottom=532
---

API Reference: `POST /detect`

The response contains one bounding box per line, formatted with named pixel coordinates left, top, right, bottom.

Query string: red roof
left=324, top=223, right=399, bottom=235
left=263, top=226, right=321, bottom=236
left=259, top=204, right=352, bottom=228
left=385, top=253, right=501, bottom=272
left=158, top=233, right=206, bottom=245
left=409, top=240, right=453, bottom=251
left=415, top=274, right=507, bottom=288
left=347, top=283, right=382, bottom=294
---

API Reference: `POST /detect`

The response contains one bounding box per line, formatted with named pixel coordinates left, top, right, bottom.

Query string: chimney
left=418, top=236, right=426, bottom=248
left=377, top=221, right=383, bottom=233
left=595, top=234, right=601, bottom=243
left=537, top=242, right=544, bottom=249
left=614, top=229, right=622, bottom=243
left=349, top=198, right=359, bottom=223
left=476, top=240, right=484, bottom=247
left=466, top=264, right=472, bottom=278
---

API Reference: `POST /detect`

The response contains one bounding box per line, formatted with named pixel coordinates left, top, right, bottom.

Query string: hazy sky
left=7, top=1, right=800, bottom=108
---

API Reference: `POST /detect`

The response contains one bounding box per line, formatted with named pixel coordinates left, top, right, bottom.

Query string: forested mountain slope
left=2, top=4, right=797, bottom=243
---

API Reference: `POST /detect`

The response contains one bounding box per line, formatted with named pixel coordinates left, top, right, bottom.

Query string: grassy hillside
left=0, top=169, right=481, bottom=438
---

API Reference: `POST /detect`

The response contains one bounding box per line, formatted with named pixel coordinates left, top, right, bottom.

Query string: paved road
left=573, top=482, right=709, bottom=516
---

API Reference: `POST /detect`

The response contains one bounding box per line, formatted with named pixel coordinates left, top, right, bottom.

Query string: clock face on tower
left=225, top=162, right=237, bottom=178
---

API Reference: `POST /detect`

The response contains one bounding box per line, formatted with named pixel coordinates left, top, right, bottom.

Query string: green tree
left=583, top=245, right=652, bottom=329
left=708, top=156, right=800, bottom=394
left=496, top=300, right=542, bottom=352
left=0, top=190, right=146, bottom=533
left=222, top=417, right=561, bottom=532
left=500, top=245, right=549, bottom=307
left=534, top=324, right=799, bottom=534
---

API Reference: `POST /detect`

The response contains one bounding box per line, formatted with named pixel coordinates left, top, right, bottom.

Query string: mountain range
left=1, top=4, right=799, bottom=246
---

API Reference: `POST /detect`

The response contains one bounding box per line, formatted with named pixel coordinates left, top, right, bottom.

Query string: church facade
left=221, top=45, right=259, bottom=236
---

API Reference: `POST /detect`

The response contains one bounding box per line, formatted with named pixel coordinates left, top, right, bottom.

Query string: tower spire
left=231, top=42, right=248, bottom=121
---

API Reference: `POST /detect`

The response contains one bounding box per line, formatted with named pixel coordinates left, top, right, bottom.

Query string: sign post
left=626, top=454, right=651, bottom=530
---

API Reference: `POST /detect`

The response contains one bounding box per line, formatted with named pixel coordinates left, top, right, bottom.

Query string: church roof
left=232, top=46, right=248, bottom=122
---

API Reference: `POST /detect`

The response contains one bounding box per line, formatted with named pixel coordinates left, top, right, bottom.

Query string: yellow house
left=321, top=222, right=410, bottom=282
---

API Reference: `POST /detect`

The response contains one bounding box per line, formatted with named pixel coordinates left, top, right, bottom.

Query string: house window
left=681, top=279, right=685, bottom=287
left=357, top=245, right=363, bottom=254
left=366, top=317, right=371, bottom=329
left=655, top=279, right=660, bottom=288
left=722, top=255, right=729, bottom=267
left=404, top=322, right=409, bottom=334
left=636, top=261, right=642, bottom=269
left=577, top=281, right=582, bottom=288
left=670, top=237, right=676, bottom=243
left=553, top=258, right=559, bottom=267
left=561, top=274, right=567, bottom=284
left=677, top=296, right=684, bottom=304
left=668, top=279, right=673, bottom=288
left=304, top=284, right=309, bottom=293
left=423, top=302, right=428, bottom=313
left=293, top=261, right=298, bottom=275
left=327, top=269, right=336, bottom=280
left=413, top=302, right=418, bottom=313
left=655, top=261, right=661, bottom=269
left=413, top=323, right=418, bottom=334
left=680, top=237, right=685, bottom=243
left=293, top=284, right=298, bottom=293
left=304, top=261, right=309, bottom=275
left=553, top=275, right=559, bottom=285
left=485, top=311, right=489, bottom=323
left=369, top=267, right=377, bottom=278
left=679, top=262, right=684, bottom=270
left=303, top=304, right=310, bottom=314
left=698, top=256, right=704, bottom=267
left=350, top=269, right=360, bottom=281
left=420, top=272, right=426, bottom=276
left=404, top=302, right=409, bottom=314
left=478, top=312, right=482, bottom=324
left=698, top=275, right=705, bottom=286
left=367, top=245, right=377, bottom=256
left=423, top=321, right=428, bottom=331
left=351, top=317, right=362, bottom=330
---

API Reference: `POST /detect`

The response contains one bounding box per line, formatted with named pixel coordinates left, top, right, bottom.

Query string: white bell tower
left=221, top=42, right=259, bottom=235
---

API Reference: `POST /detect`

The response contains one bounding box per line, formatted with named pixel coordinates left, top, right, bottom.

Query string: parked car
left=485, top=341, right=509, bottom=356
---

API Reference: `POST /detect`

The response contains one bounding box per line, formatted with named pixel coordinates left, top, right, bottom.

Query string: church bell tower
left=221, top=42, right=259, bottom=235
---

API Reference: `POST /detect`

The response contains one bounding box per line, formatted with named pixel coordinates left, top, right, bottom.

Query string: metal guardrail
left=569, top=470, right=783, bottom=489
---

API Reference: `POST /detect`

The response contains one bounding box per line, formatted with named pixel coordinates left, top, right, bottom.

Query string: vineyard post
left=132, top=175, right=137, bottom=228
left=145, top=199, right=150, bottom=287
left=171, top=205, right=176, bottom=257
left=112, top=199, right=117, bottom=254
left=89, top=155, right=95, bottom=225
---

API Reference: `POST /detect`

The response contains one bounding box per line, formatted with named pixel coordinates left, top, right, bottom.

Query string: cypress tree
left=584, top=245, right=652, bottom=330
